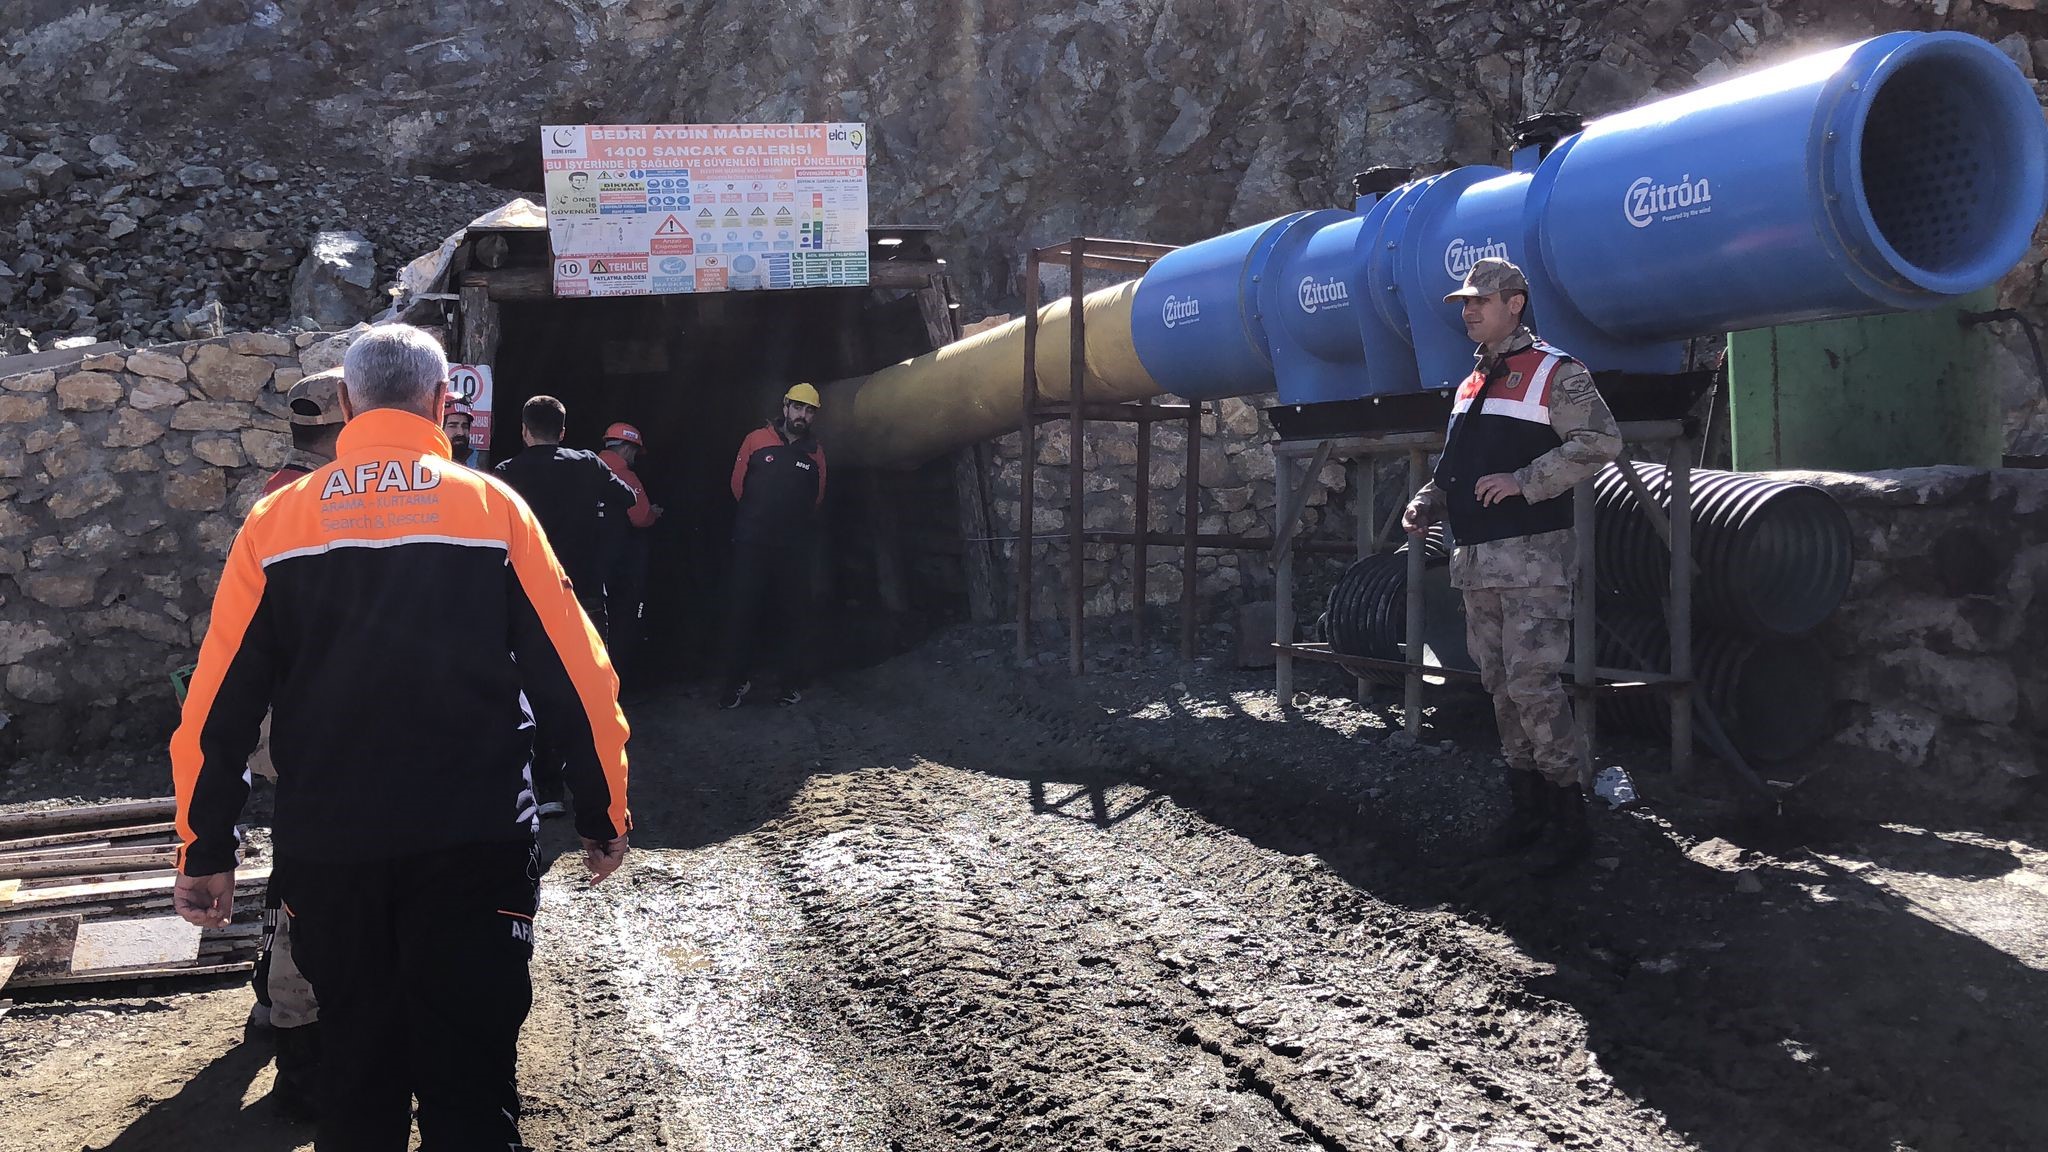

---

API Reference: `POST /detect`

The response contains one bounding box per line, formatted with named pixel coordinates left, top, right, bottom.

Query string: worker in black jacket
left=494, top=394, right=639, bottom=640
left=496, top=394, right=639, bottom=817
left=720, top=383, right=827, bottom=709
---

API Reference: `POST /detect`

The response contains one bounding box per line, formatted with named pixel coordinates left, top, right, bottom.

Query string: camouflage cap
left=286, top=367, right=346, bottom=427
left=1443, top=257, right=1529, bottom=303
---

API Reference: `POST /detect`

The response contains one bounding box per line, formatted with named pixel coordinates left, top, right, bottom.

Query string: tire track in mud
left=754, top=668, right=1683, bottom=1152
left=523, top=658, right=1686, bottom=1151
left=765, top=764, right=1308, bottom=1151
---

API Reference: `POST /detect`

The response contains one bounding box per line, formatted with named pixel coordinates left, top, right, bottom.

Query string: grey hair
left=341, top=324, right=448, bottom=416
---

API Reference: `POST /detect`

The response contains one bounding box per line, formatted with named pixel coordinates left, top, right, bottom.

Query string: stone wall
left=0, top=328, right=361, bottom=749
left=1789, top=467, right=2047, bottom=817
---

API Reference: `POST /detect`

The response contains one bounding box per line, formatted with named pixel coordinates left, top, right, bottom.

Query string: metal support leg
left=1181, top=407, right=1199, bottom=661
left=1355, top=456, right=1375, bottom=702
left=1067, top=240, right=1086, bottom=677
left=1016, top=258, right=1040, bottom=667
left=1133, top=399, right=1150, bottom=652
left=1574, top=479, right=1598, bottom=767
left=1357, top=457, right=1376, bottom=558
left=1404, top=449, right=1426, bottom=735
left=1275, top=450, right=1296, bottom=707
left=1669, top=436, right=1694, bottom=775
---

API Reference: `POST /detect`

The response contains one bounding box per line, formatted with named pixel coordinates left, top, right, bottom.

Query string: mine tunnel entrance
left=478, top=272, right=965, bottom=691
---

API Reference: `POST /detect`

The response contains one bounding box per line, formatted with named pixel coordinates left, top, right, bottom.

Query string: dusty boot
left=1482, top=769, right=1548, bottom=857
left=1524, top=783, right=1591, bottom=876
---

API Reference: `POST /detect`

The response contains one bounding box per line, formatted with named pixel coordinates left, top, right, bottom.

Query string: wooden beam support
left=459, top=284, right=501, bottom=366
left=464, top=267, right=552, bottom=302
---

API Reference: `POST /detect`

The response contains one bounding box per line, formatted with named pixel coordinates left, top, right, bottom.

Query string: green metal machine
left=1725, top=288, right=2004, bottom=471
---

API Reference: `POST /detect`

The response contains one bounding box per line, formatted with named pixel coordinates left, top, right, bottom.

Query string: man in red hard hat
left=600, top=422, right=662, bottom=692
left=443, top=399, right=482, bottom=468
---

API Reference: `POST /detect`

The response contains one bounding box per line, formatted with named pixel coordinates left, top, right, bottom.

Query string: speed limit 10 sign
left=446, top=364, right=495, bottom=452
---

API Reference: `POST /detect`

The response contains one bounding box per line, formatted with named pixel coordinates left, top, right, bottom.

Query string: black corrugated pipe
left=1596, top=609, right=1838, bottom=764
left=1593, top=463, right=1853, bottom=638
left=1321, top=529, right=1467, bottom=684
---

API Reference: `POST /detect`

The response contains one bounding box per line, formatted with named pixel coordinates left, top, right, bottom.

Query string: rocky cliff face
left=3, top=1, right=2048, bottom=443
left=0, top=1, right=2019, bottom=298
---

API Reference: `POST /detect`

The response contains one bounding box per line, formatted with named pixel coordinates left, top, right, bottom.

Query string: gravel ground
left=2, top=622, right=2046, bottom=1151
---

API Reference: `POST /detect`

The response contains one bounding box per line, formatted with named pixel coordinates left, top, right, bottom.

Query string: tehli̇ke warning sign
left=541, top=123, right=870, bottom=298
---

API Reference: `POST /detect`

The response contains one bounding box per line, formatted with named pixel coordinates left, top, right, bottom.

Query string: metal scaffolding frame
left=1016, top=238, right=1187, bottom=672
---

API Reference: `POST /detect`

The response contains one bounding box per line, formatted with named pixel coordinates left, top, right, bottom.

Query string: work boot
left=1524, top=783, right=1592, bottom=877
left=1481, top=769, right=1548, bottom=857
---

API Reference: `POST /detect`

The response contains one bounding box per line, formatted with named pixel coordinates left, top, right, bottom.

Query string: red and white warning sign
left=447, top=364, right=496, bottom=452
left=650, top=214, right=694, bottom=255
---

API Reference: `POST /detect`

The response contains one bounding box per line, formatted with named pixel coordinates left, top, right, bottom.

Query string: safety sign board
left=541, top=123, right=870, bottom=298
left=446, top=364, right=495, bottom=455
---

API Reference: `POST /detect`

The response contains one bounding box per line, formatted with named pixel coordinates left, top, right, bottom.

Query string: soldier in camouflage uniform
left=1403, top=258, right=1621, bottom=874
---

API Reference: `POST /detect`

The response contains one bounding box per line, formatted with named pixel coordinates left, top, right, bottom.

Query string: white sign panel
left=541, top=123, right=870, bottom=297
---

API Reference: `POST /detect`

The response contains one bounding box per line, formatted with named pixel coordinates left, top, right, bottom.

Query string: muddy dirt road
left=4, top=628, right=2047, bottom=1151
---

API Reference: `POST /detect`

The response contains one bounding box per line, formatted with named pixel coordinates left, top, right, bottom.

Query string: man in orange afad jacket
left=170, top=324, right=631, bottom=1150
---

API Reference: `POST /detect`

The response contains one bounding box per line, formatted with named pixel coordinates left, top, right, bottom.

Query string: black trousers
left=721, top=539, right=812, bottom=692
left=284, top=839, right=540, bottom=1152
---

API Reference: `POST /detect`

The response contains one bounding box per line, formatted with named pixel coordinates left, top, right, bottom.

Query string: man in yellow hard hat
left=720, top=383, right=827, bottom=709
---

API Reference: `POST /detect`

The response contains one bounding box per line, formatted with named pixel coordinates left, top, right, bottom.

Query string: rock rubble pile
left=0, top=125, right=512, bottom=355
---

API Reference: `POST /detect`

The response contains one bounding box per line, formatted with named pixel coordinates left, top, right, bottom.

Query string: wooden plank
left=0, top=954, right=18, bottom=993
left=5, top=865, right=270, bottom=910
left=0, top=822, right=176, bottom=853
left=0, top=799, right=177, bottom=839
left=0, top=913, right=82, bottom=974
left=3, top=852, right=178, bottom=881
left=871, top=260, right=951, bottom=290
left=0, top=840, right=115, bottom=862
left=0, top=840, right=174, bottom=866
left=8, top=960, right=253, bottom=990
left=19, top=867, right=179, bottom=890
left=71, top=916, right=203, bottom=972
left=473, top=266, right=552, bottom=302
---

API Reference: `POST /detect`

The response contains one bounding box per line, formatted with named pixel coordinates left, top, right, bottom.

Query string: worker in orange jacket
left=171, top=324, right=630, bottom=1150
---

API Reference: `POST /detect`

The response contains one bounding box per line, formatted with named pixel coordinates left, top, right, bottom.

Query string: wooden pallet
left=0, top=798, right=265, bottom=993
